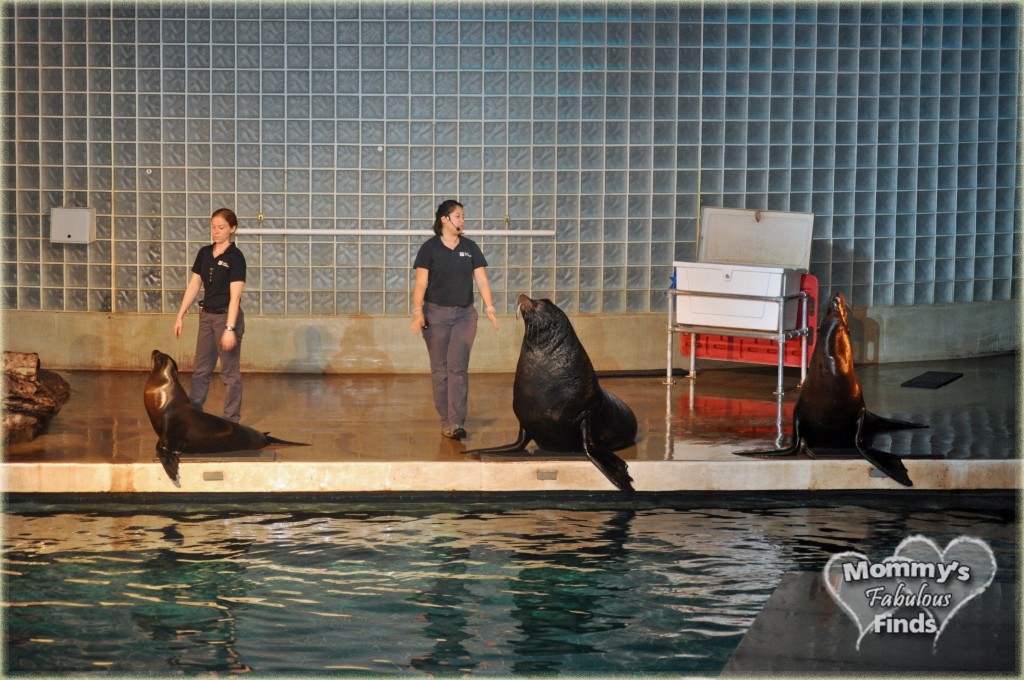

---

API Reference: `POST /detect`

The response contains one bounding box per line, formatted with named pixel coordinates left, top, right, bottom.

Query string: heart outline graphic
left=892, top=534, right=997, bottom=648
left=823, top=551, right=920, bottom=650
left=822, top=534, right=997, bottom=652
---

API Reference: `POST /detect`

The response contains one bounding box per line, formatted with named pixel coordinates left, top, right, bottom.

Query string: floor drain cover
left=900, top=371, right=963, bottom=389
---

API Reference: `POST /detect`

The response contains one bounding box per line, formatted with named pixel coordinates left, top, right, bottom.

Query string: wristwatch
left=225, top=326, right=235, bottom=332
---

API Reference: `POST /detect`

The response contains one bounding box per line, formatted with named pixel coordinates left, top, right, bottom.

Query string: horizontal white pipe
left=237, top=228, right=556, bottom=237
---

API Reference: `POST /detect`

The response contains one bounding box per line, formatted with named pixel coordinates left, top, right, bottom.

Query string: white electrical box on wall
left=50, top=207, right=96, bottom=244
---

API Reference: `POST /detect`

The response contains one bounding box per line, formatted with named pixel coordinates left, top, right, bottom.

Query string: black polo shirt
left=191, top=242, right=246, bottom=309
left=413, top=235, right=488, bottom=307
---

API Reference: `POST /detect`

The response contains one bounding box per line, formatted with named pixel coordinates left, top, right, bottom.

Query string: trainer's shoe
left=442, top=426, right=466, bottom=440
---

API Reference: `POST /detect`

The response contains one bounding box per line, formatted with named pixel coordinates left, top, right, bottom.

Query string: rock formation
left=3, top=351, right=71, bottom=445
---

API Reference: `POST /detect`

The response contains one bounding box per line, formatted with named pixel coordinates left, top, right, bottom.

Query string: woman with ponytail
left=410, top=200, right=499, bottom=439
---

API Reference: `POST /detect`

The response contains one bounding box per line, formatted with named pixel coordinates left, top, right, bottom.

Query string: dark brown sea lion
left=144, top=349, right=307, bottom=484
left=466, top=295, right=636, bottom=492
left=733, top=292, right=926, bottom=486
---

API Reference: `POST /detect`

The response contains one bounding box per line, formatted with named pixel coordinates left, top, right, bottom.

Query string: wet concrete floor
left=6, top=352, right=1017, bottom=468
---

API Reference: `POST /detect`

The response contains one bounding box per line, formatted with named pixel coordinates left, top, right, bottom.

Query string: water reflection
left=680, top=380, right=792, bottom=448
left=129, top=524, right=255, bottom=673
left=408, top=545, right=477, bottom=674
left=507, top=510, right=634, bottom=674
left=3, top=500, right=1017, bottom=674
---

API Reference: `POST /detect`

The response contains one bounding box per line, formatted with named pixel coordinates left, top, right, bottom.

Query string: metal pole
left=800, top=293, right=809, bottom=385
left=774, top=297, right=786, bottom=395
left=664, top=290, right=675, bottom=385
left=689, top=333, right=697, bottom=379
left=775, top=336, right=785, bottom=396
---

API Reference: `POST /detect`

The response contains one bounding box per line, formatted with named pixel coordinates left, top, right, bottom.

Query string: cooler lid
left=698, top=207, right=814, bottom=270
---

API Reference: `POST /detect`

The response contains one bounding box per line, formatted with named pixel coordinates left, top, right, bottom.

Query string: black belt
left=200, top=304, right=228, bottom=314
left=425, top=301, right=472, bottom=309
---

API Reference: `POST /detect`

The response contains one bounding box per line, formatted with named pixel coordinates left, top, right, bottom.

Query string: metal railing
left=665, top=288, right=812, bottom=396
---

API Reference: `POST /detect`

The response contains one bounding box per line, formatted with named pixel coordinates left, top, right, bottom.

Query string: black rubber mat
left=900, top=371, right=963, bottom=389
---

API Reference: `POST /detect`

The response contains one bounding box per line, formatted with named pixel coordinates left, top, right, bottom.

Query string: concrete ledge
left=3, top=459, right=1018, bottom=494
left=2, top=300, right=1017, bottom=373
left=851, top=299, right=1020, bottom=364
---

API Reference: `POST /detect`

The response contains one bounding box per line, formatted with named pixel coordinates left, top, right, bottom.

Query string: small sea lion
left=467, top=295, right=636, bottom=492
left=733, top=292, right=926, bottom=486
left=144, top=349, right=307, bottom=483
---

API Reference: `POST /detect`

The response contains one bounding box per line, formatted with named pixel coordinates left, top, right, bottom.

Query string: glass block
left=327, top=263, right=357, bottom=290
left=968, top=278, right=992, bottom=302
left=33, top=285, right=63, bottom=312
left=562, top=262, right=596, bottom=292
left=112, top=288, right=137, bottom=313
left=601, top=290, right=624, bottom=312
left=528, top=267, right=552, bottom=293
left=328, top=290, right=354, bottom=315
left=948, top=279, right=972, bottom=303
left=993, top=254, right=1013, bottom=278
left=283, top=291, right=308, bottom=314
left=255, top=290, right=283, bottom=315
left=306, top=291, right=333, bottom=315
left=908, top=281, right=934, bottom=305
left=895, top=257, right=915, bottom=281
left=619, top=289, right=644, bottom=312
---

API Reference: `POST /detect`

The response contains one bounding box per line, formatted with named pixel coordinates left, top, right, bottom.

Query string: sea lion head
left=818, top=291, right=856, bottom=379
left=825, top=291, right=849, bottom=330
left=144, top=350, right=188, bottom=427
left=516, top=294, right=575, bottom=347
left=150, top=349, right=179, bottom=381
left=513, top=293, right=595, bottom=394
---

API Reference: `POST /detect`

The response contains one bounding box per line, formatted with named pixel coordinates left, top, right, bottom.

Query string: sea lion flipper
left=733, top=443, right=801, bottom=458
left=865, top=411, right=928, bottom=433
left=857, top=446, right=913, bottom=487
left=464, top=426, right=533, bottom=455
left=733, top=415, right=803, bottom=458
left=581, top=417, right=634, bottom=493
left=263, top=434, right=310, bottom=447
left=155, top=443, right=181, bottom=484
left=856, top=410, right=913, bottom=487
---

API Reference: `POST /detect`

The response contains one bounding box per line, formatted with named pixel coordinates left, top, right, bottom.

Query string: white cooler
left=674, top=207, right=814, bottom=332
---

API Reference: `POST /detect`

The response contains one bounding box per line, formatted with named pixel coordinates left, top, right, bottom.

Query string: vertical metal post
left=665, top=290, right=675, bottom=385
left=799, top=293, right=809, bottom=385
left=689, top=333, right=697, bottom=379
left=775, top=336, right=785, bottom=396
left=774, top=295, right=786, bottom=395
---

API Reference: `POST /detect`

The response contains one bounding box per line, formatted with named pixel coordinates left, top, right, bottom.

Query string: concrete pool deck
left=3, top=353, right=1019, bottom=495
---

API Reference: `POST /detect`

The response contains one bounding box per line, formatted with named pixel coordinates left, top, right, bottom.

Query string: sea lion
left=144, top=349, right=307, bottom=483
left=467, top=295, right=636, bottom=492
left=733, top=292, right=926, bottom=486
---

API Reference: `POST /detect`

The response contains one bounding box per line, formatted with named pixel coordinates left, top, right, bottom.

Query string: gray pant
left=422, top=302, right=478, bottom=429
left=190, top=309, right=244, bottom=422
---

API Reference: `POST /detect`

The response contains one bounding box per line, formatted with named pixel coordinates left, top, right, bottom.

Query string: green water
left=3, top=494, right=1017, bottom=674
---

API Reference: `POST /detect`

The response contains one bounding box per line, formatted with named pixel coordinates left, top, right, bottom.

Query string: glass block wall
left=2, top=1, right=1020, bottom=316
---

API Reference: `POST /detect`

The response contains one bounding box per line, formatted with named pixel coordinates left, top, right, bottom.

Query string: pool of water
left=3, top=493, right=1018, bottom=675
